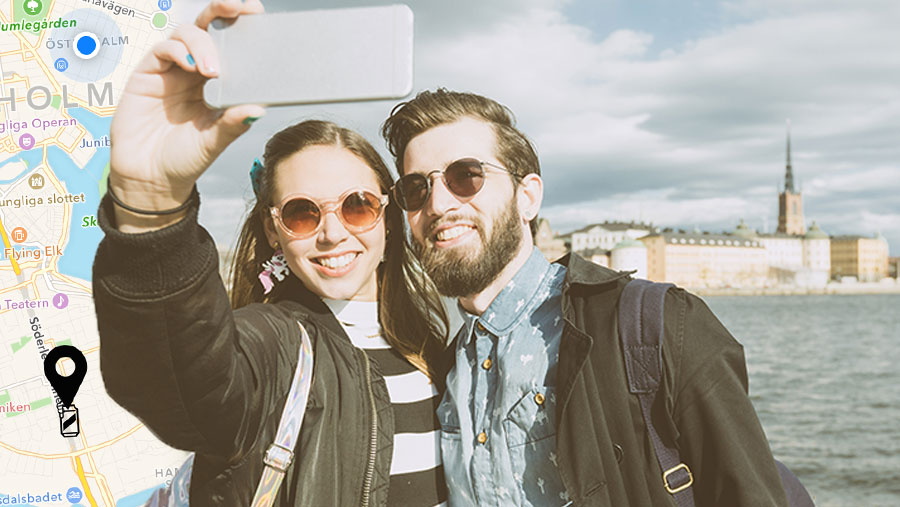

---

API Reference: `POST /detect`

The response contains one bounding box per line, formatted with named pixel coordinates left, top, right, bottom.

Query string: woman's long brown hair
left=228, top=120, right=449, bottom=380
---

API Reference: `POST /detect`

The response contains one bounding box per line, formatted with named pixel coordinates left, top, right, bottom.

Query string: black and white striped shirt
left=324, top=299, right=447, bottom=507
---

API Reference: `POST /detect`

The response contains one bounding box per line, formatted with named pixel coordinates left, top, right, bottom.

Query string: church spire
left=777, top=119, right=805, bottom=235
left=784, top=119, right=795, bottom=193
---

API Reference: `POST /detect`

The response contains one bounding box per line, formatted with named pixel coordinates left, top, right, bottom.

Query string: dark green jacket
left=554, top=253, right=789, bottom=506
left=93, top=196, right=399, bottom=506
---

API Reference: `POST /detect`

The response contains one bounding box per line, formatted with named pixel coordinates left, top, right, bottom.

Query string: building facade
left=610, top=239, right=648, bottom=279
left=831, top=235, right=890, bottom=281
left=641, top=231, right=768, bottom=288
left=534, top=218, right=568, bottom=261
left=569, top=221, right=655, bottom=253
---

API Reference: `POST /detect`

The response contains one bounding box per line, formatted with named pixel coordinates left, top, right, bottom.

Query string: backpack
left=144, top=322, right=314, bottom=507
left=618, top=278, right=814, bottom=507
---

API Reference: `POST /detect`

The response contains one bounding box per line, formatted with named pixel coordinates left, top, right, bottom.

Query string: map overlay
left=0, top=0, right=189, bottom=505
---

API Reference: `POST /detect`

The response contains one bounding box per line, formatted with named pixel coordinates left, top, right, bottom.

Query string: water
left=704, top=294, right=900, bottom=507
left=48, top=144, right=107, bottom=282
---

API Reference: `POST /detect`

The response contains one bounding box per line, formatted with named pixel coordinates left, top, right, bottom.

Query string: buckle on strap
left=663, top=463, right=693, bottom=494
left=263, top=443, right=294, bottom=473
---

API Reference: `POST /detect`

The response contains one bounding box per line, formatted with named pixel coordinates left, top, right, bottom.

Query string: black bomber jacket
left=93, top=195, right=404, bottom=506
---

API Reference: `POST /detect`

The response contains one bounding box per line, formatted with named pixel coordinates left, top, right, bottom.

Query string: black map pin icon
left=43, top=345, right=87, bottom=409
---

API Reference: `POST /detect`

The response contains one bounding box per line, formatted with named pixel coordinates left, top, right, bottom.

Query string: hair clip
left=250, top=158, right=264, bottom=196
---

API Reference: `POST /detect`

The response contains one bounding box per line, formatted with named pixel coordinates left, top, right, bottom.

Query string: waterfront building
left=802, top=222, right=831, bottom=270
left=729, top=218, right=830, bottom=287
left=641, top=231, right=768, bottom=288
left=889, top=257, right=899, bottom=279
left=610, top=239, right=647, bottom=279
left=579, top=247, right=611, bottom=268
left=534, top=218, right=568, bottom=261
left=569, top=221, right=655, bottom=253
left=756, top=233, right=805, bottom=272
left=777, top=121, right=805, bottom=235
left=831, top=234, right=890, bottom=281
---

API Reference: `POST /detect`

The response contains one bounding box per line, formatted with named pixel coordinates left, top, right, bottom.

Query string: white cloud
left=410, top=0, right=900, bottom=251
left=541, top=187, right=769, bottom=234
left=195, top=0, right=899, bottom=253
left=804, top=167, right=900, bottom=197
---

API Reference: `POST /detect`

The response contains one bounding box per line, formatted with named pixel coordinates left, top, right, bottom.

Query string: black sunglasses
left=392, top=158, right=516, bottom=212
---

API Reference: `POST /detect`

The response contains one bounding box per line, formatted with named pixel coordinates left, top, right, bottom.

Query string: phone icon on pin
left=60, top=406, right=80, bottom=437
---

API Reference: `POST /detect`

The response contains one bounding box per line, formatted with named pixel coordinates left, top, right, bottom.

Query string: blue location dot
left=73, top=32, right=100, bottom=60
left=54, top=57, right=68, bottom=72
left=158, top=0, right=172, bottom=11
left=77, top=36, right=95, bottom=54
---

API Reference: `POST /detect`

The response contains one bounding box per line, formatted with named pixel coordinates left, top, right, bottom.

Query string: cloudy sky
left=181, top=0, right=900, bottom=254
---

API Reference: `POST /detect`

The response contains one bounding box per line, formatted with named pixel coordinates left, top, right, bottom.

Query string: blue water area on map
left=68, top=107, right=111, bottom=139
left=116, top=484, right=162, bottom=506
left=48, top=107, right=111, bottom=282
left=0, top=494, right=32, bottom=506
left=0, top=149, right=43, bottom=184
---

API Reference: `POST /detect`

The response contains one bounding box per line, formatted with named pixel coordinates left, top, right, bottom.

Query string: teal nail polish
left=243, top=116, right=261, bottom=125
left=186, top=54, right=195, bottom=66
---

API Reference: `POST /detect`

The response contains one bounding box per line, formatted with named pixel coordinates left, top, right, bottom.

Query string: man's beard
left=415, top=199, right=523, bottom=298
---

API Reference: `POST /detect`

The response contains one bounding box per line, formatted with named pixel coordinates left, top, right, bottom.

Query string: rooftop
left=570, top=220, right=656, bottom=234
left=645, top=230, right=764, bottom=248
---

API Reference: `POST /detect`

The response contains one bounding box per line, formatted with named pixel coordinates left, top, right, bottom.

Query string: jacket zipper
left=360, top=351, right=377, bottom=507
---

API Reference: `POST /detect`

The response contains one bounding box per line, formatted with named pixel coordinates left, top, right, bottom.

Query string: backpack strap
left=619, top=279, right=695, bottom=507
left=250, top=321, right=315, bottom=507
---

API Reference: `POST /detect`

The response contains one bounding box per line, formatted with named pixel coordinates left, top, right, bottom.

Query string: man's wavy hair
left=381, top=88, right=541, bottom=237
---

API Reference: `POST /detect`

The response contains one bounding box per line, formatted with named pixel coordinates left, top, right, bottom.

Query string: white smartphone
left=203, top=5, right=414, bottom=108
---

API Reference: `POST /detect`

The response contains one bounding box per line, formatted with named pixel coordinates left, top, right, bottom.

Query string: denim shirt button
left=477, top=431, right=488, bottom=444
left=476, top=321, right=487, bottom=333
left=482, top=358, right=493, bottom=370
left=534, top=392, right=545, bottom=405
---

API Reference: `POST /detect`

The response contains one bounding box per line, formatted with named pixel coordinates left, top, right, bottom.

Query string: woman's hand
left=109, top=0, right=265, bottom=231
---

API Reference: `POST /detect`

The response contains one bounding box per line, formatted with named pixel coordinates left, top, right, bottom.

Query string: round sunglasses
left=270, top=189, right=389, bottom=239
left=392, top=158, right=517, bottom=212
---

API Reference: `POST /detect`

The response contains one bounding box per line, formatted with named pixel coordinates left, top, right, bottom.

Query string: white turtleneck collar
left=322, top=298, right=389, bottom=349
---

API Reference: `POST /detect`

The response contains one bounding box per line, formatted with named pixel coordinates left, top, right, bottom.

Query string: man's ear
left=516, top=174, right=543, bottom=223
left=262, top=213, right=280, bottom=248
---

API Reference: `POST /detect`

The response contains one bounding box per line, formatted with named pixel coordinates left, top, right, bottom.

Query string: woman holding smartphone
left=93, top=1, right=450, bottom=505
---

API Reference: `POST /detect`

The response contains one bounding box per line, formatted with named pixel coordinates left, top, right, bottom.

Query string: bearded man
left=381, top=89, right=790, bottom=507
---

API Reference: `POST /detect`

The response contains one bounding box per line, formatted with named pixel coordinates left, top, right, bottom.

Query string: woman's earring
left=259, top=246, right=290, bottom=294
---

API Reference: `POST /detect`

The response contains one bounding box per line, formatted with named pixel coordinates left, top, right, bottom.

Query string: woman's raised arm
left=108, top=0, right=265, bottom=233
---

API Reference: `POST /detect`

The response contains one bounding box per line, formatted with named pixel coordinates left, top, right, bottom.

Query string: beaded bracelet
left=106, top=178, right=199, bottom=216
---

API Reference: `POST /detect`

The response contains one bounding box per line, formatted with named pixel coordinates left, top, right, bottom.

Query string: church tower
left=777, top=120, right=805, bottom=235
